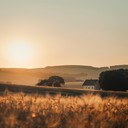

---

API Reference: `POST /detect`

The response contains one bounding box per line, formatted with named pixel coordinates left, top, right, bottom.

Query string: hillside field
left=64, top=82, right=83, bottom=88
left=0, top=65, right=128, bottom=85
left=0, top=84, right=128, bottom=98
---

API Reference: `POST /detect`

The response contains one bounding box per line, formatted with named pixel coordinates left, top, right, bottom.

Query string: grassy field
left=0, top=83, right=128, bottom=98
left=0, top=92, right=127, bottom=128
left=64, top=82, right=83, bottom=88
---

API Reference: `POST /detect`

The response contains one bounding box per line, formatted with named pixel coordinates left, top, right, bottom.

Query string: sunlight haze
left=0, top=0, right=128, bottom=68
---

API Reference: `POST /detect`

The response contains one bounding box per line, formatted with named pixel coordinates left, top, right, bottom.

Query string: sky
left=0, top=0, right=128, bottom=68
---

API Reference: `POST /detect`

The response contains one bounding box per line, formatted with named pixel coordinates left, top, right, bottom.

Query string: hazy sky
left=0, top=0, right=128, bottom=68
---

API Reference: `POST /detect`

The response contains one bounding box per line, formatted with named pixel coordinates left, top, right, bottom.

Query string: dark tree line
left=37, top=76, right=65, bottom=87
left=99, top=69, right=128, bottom=91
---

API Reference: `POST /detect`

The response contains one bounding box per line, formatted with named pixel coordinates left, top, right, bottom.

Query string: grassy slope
left=0, top=84, right=128, bottom=98
left=0, top=72, right=39, bottom=85
left=0, top=65, right=128, bottom=85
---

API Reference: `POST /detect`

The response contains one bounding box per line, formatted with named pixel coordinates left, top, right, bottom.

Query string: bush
left=99, top=69, right=128, bottom=91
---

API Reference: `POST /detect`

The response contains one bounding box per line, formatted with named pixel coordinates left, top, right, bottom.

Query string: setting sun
left=7, top=41, right=34, bottom=67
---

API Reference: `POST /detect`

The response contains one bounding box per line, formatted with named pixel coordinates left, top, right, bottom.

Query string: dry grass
left=0, top=91, right=128, bottom=128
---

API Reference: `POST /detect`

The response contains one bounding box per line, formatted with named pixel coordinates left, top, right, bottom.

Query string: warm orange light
left=7, top=41, right=34, bottom=67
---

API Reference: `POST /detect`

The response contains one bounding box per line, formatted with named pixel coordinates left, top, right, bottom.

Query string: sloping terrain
left=0, top=65, right=127, bottom=85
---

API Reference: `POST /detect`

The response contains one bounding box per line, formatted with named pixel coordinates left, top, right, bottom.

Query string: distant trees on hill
left=36, top=76, right=65, bottom=87
left=99, top=69, right=128, bottom=91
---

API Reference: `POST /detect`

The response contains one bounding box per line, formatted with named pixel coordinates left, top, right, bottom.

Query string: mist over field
left=0, top=65, right=128, bottom=86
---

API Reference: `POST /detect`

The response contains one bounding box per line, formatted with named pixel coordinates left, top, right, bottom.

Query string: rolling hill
left=0, top=65, right=128, bottom=85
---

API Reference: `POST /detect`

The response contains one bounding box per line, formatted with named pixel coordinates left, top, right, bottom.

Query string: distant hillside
left=0, top=65, right=128, bottom=85
left=31, top=65, right=108, bottom=75
left=110, top=65, right=128, bottom=69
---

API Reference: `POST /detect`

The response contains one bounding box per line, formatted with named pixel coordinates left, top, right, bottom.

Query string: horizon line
left=0, top=64, right=128, bottom=69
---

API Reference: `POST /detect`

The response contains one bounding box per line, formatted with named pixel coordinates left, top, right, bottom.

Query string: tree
left=99, top=69, right=128, bottom=91
left=48, top=76, right=65, bottom=87
left=36, top=76, right=65, bottom=87
left=36, top=79, right=48, bottom=86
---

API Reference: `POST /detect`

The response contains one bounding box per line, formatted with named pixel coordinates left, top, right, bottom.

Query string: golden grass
left=0, top=91, right=127, bottom=128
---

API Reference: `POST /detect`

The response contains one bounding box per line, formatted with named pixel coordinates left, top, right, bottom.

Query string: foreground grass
left=0, top=92, right=128, bottom=128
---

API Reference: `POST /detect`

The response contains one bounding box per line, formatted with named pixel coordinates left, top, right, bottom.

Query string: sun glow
left=7, top=41, right=34, bottom=67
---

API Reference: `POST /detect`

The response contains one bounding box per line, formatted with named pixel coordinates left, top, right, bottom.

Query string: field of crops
left=0, top=91, right=127, bottom=128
